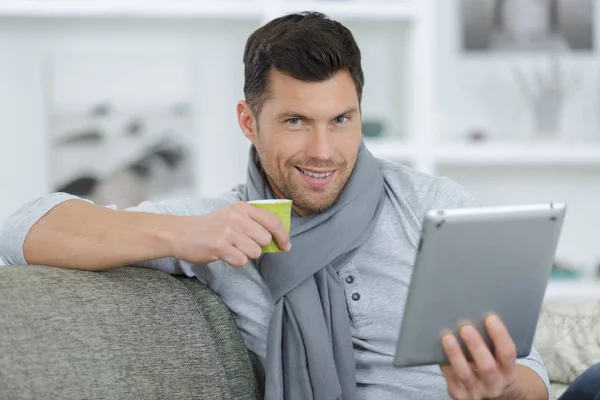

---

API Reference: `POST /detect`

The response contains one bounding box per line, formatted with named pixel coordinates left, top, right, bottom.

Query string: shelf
left=364, top=139, right=600, bottom=167
left=281, top=1, right=417, bottom=20
left=0, top=1, right=264, bottom=19
left=435, top=143, right=600, bottom=167
left=364, top=139, right=417, bottom=161
left=0, top=0, right=418, bottom=20
left=544, top=279, right=600, bottom=302
left=52, top=133, right=177, bottom=190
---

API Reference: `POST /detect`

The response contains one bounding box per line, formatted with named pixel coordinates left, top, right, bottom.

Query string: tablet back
left=393, top=203, right=566, bottom=368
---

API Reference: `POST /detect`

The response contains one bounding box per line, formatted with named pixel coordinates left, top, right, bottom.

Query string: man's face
left=239, top=69, right=362, bottom=216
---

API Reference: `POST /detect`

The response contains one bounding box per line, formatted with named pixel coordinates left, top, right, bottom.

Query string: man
left=0, top=12, right=549, bottom=400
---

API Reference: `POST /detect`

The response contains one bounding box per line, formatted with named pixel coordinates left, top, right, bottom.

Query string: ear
left=237, top=101, right=257, bottom=144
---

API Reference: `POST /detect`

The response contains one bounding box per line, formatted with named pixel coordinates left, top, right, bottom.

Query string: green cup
left=247, top=199, right=292, bottom=253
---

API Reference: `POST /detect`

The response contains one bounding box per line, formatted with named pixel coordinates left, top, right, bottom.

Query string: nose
left=305, top=127, right=332, bottom=161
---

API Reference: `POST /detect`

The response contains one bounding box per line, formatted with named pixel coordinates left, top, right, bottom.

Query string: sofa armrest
left=0, top=265, right=259, bottom=400
left=176, top=276, right=262, bottom=398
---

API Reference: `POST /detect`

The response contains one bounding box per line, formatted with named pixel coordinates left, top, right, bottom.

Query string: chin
left=295, top=195, right=338, bottom=214
left=277, top=173, right=344, bottom=213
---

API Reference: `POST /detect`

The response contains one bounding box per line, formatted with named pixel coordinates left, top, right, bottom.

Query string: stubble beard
left=259, top=152, right=353, bottom=214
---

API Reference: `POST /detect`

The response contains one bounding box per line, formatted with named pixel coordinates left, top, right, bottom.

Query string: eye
left=286, top=118, right=302, bottom=125
left=334, top=116, right=349, bottom=124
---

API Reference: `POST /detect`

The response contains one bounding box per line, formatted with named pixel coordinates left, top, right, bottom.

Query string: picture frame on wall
left=460, top=0, right=594, bottom=52
left=46, top=54, right=196, bottom=209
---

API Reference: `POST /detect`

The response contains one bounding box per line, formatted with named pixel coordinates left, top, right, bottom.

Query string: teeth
left=299, top=168, right=332, bottom=179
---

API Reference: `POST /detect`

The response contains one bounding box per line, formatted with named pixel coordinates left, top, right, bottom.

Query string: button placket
left=339, top=260, right=372, bottom=328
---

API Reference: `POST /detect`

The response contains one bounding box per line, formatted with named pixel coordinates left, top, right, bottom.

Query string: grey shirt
left=0, top=159, right=550, bottom=399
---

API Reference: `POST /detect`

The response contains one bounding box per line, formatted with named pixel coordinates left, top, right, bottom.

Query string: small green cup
left=247, top=199, right=292, bottom=253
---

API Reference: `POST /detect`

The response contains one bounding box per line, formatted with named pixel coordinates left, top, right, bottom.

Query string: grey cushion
left=0, top=265, right=259, bottom=400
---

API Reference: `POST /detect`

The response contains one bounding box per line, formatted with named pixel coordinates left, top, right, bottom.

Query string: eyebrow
left=276, top=107, right=358, bottom=122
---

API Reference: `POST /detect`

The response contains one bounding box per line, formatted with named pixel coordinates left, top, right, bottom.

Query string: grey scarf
left=244, top=141, right=385, bottom=400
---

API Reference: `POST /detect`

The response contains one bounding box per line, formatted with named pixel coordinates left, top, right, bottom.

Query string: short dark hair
left=243, top=11, right=364, bottom=116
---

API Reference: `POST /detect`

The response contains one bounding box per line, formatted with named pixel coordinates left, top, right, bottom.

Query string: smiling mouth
left=296, top=167, right=334, bottom=179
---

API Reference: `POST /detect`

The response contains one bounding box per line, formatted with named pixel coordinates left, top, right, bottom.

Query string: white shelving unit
left=545, top=279, right=600, bottom=302
left=280, top=1, right=417, bottom=20
left=0, top=0, right=419, bottom=21
left=1, top=1, right=596, bottom=302
left=434, top=143, right=600, bottom=167
left=0, top=1, right=265, bottom=19
left=365, top=140, right=600, bottom=170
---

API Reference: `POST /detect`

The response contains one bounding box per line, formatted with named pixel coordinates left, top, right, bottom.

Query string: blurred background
left=0, top=0, right=598, bottom=299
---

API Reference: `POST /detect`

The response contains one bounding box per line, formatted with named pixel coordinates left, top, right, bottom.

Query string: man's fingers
left=245, top=204, right=291, bottom=251
left=460, top=325, right=503, bottom=394
left=441, top=321, right=517, bottom=400
left=242, top=219, right=273, bottom=248
left=442, top=334, right=478, bottom=393
left=485, top=314, right=517, bottom=371
left=219, top=244, right=249, bottom=268
left=440, top=364, right=468, bottom=400
left=230, top=231, right=263, bottom=262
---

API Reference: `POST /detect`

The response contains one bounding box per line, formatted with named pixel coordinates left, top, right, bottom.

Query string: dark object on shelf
left=56, top=176, right=98, bottom=197
left=129, top=163, right=152, bottom=179
left=172, top=103, right=190, bottom=117
left=466, top=129, right=488, bottom=142
left=550, top=260, right=583, bottom=280
left=146, top=139, right=185, bottom=168
left=128, top=139, right=186, bottom=178
left=362, top=120, right=384, bottom=138
left=125, top=118, right=144, bottom=136
left=89, top=103, right=113, bottom=118
left=56, top=129, right=103, bottom=146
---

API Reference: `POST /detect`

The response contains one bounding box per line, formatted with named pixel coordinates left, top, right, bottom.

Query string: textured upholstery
left=0, top=265, right=259, bottom=400
left=176, top=276, right=262, bottom=399
left=534, top=299, right=600, bottom=400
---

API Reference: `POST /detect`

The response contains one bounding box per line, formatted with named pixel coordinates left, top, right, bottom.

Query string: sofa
left=0, top=265, right=262, bottom=400
left=0, top=265, right=598, bottom=399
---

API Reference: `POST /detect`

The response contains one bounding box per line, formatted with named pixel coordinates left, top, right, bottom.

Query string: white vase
left=532, top=88, right=563, bottom=140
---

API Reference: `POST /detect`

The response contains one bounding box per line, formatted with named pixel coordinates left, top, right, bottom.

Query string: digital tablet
left=393, top=203, right=566, bottom=368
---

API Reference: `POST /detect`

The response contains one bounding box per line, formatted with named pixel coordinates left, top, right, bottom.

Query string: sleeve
left=432, top=176, right=478, bottom=209
left=0, top=188, right=244, bottom=293
left=517, top=347, right=551, bottom=397
left=433, top=177, right=551, bottom=396
left=0, top=192, right=83, bottom=266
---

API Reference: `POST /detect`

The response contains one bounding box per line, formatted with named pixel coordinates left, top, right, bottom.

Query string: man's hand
left=169, top=201, right=291, bottom=267
left=440, top=314, right=521, bottom=400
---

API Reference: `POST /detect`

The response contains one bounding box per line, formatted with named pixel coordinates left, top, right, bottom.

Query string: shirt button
left=351, top=292, right=360, bottom=301
left=345, top=275, right=354, bottom=284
